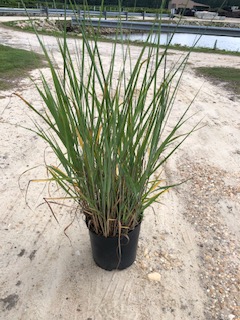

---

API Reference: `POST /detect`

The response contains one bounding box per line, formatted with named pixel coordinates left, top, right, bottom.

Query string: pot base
left=89, top=223, right=141, bottom=271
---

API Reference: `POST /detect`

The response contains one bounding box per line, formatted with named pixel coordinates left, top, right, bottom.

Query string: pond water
left=109, top=33, right=240, bottom=52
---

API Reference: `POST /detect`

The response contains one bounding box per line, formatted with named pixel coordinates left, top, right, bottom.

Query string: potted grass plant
left=18, top=3, right=197, bottom=270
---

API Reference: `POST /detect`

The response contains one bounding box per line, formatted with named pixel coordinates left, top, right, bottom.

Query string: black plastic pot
left=89, top=223, right=141, bottom=271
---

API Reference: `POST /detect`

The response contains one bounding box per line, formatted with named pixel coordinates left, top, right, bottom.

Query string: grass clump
left=0, top=44, right=45, bottom=91
left=195, top=67, right=240, bottom=95
left=17, top=0, right=201, bottom=238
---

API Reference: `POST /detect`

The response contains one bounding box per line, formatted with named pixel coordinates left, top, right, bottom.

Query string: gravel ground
left=177, top=159, right=240, bottom=320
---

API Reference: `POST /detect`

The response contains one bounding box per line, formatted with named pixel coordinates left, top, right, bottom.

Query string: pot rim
left=87, top=220, right=142, bottom=238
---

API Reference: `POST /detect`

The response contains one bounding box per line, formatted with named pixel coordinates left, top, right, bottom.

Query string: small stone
left=219, top=288, right=224, bottom=294
left=228, top=315, right=235, bottom=320
left=139, top=262, right=147, bottom=270
left=144, top=249, right=149, bottom=257
left=147, top=272, right=161, bottom=282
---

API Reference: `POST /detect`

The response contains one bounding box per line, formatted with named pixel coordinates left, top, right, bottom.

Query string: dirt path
left=0, top=22, right=239, bottom=320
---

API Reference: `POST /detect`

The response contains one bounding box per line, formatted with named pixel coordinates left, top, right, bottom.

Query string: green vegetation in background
left=0, top=44, right=45, bottom=91
left=0, top=0, right=169, bottom=10
left=195, top=67, right=240, bottom=95
left=0, top=0, right=238, bottom=9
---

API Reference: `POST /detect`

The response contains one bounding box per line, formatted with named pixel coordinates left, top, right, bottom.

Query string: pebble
left=144, top=248, right=149, bottom=257
left=147, top=272, right=161, bottom=282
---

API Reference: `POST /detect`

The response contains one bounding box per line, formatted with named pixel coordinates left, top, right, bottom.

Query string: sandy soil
left=0, top=19, right=239, bottom=320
